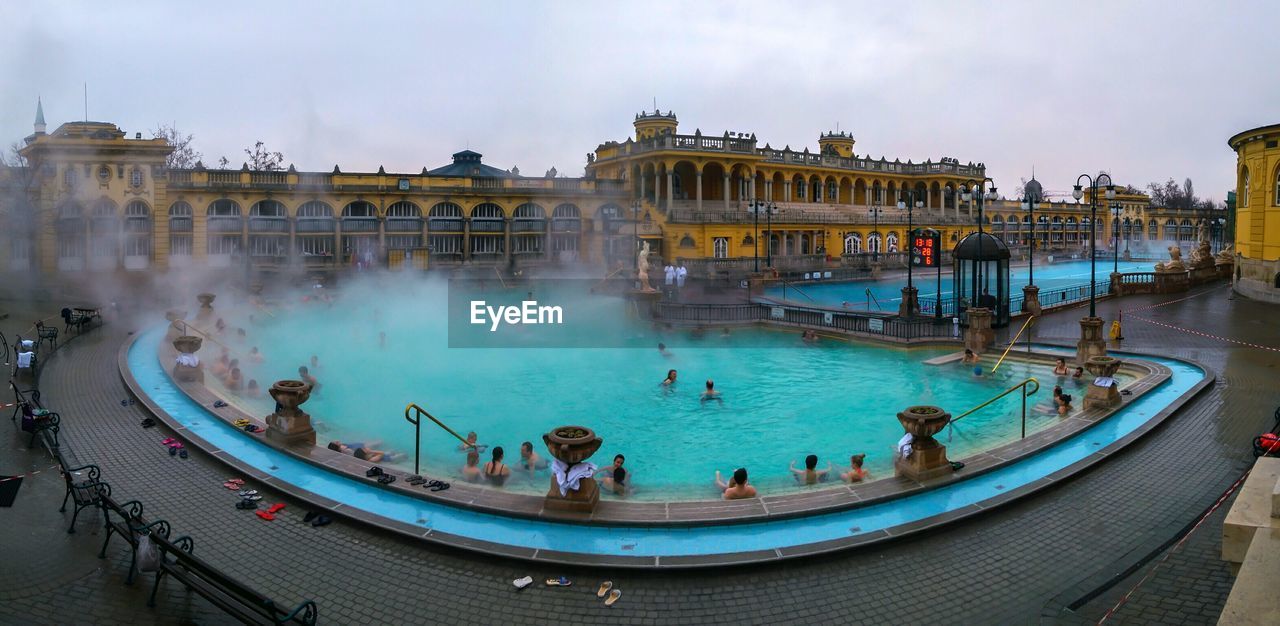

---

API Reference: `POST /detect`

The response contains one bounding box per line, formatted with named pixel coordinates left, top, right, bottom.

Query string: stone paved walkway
left=0, top=281, right=1276, bottom=624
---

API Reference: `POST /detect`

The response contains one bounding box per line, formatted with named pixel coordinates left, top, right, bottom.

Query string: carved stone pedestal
left=196, top=293, right=215, bottom=320
left=899, top=286, right=919, bottom=318
left=1076, top=316, right=1107, bottom=365
left=964, top=307, right=994, bottom=354
left=1022, top=285, right=1042, bottom=317
left=171, top=335, right=204, bottom=383
left=542, top=425, right=603, bottom=513
left=1083, top=355, right=1123, bottom=410
left=893, top=406, right=953, bottom=482
left=264, top=380, right=316, bottom=447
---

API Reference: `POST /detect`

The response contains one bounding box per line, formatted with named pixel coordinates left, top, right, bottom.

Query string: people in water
left=310, top=354, right=321, bottom=370
left=298, top=365, right=320, bottom=393
left=715, top=467, right=757, bottom=500
left=327, top=440, right=399, bottom=463
left=661, top=369, right=678, bottom=387
left=215, top=318, right=227, bottom=334
left=841, top=453, right=870, bottom=483
left=1053, top=385, right=1073, bottom=416
left=802, top=329, right=818, bottom=344
left=701, top=379, right=722, bottom=401
left=658, top=342, right=672, bottom=357
left=246, top=379, right=260, bottom=397
left=249, top=346, right=264, bottom=364
left=459, top=431, right=488, bottom=453
left=1072, top=366, right=1085, bottom=382
left=789, top=454, right=832, bottom=485
left=225, top=367, right=244, bottom=391
left=601, top=466, right=629, bottom=496
left=211, top=348, right=231, bottom=378
left=519, top=441, right=548, bottom=473
left=596, top=454, right=629, bottom=488
left=483, top=447, right=511, bottom=486
left=961, top=349, right=979, bottom=364
left=1053, top=358, right=1069, bottom=376
left=460, top=450, right=482, bottom=483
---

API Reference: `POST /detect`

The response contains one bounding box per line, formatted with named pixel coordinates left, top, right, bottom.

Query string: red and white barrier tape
left=0, top=464, right=62, bottom=483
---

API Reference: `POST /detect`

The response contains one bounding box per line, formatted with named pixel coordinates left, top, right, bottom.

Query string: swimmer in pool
left=661, top=369, right=677, bottom=386
left=961, top=348, right=979, bottom=364
left=841, top=453, right=870, bottom=483
left=789, top=454, right=832, bottom=485
left=701, top=379, right=722, bottom=402
left=1053, top=358, right=1069, bottom=377
left=658, top=342, right=672, bottom=357
left=459, top=431, right=487, bottom=453
left=519, top=441, right=548, bottom=474
left=460, top=450, right=482, bottom=483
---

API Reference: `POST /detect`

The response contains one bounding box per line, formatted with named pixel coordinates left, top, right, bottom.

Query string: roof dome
left=1023, top=177, right=1043, bottom=200
left=952, top=232, right=1010, bottom=261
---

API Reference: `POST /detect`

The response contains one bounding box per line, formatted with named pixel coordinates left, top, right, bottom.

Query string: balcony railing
left=295, top=219, right=335, bottom=233
left=206, top=217, right=243, bottom=233
left=511, top=220, right=545, bottom=233
left=427, top=219, right=464, bottom=233
left=386, top=219, right=423, bottom=232
left=249, top=218, right=288, bottom=233
left=341, top=218, right=378, bottom=233
left=469, top=220, right=505, bottom=233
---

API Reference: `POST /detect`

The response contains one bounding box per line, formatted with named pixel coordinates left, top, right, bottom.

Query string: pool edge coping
left=120, top=330, right=1215, bottom=568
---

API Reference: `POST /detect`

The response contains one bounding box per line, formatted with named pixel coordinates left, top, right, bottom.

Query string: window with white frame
left=712, top=237, right=728, bottom=258
left=844, top=233, right=861, bottom=254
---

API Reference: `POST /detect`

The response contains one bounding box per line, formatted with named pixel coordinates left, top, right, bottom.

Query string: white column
left=722, top=174, right=730, bottom=210
left=784, top=181, right=792, bottom=202
left=666, top=170, right=674, bottom=210
left=696, top=172, right=703, bottom=211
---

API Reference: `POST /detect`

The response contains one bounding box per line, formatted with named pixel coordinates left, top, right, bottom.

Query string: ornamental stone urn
left=171, top=335, right=204, bottom=383
left=264, top=380, right=316, bottom=447
left=541, top=425, right=603, bottom=512
left=1083, top=355, right=1123, bottom=410
left=196, top=293, right=216, bottom=320
left=165, top=309, right=188, bottom=338
left=894, top=405, right=953, bottom=482
left=1076, top=316, right=1107, bottom=365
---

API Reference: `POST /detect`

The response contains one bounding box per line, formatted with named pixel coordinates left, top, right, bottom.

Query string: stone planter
left=1022, top=285, right=1042, bottom=316
left=171, top=335, right=203, bottom=383
left=894, top=405, right=953, bottom=482
left=542, top=425, right=603, bottom=512
left=1084, top=356, right=1123, bottom=410
left=898, top=286, right=919, bottom=318
left=964, top=307, right=994, bottom=354
left=1076, top=316, right=1106, bottom=364
left=265, top=380, right=316, bottom=447
left=197, top=293, right=216, bottom=308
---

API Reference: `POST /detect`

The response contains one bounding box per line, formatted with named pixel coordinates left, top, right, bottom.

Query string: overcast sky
left=3, top=1, right=1276, bottom=203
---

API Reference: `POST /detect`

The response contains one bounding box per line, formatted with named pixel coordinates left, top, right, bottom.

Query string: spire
left=33, top=96, right=46, bottom=134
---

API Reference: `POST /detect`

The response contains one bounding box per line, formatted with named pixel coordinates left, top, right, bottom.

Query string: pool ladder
left=404, top=403, right=475, bottom=476
left=948, top=377, right=1041, bottom=440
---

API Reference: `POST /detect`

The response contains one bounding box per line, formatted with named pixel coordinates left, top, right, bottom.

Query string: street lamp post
left=1111, top=201, right=1122, bottom=275
left=1072, top=173, right=1115, bottom=363
left=632, top=200, right=641, bottom=276
left=870, top=200, right=880, bottom=262
left=752, top=200, right=760, bottom=273
left=1021, top=177, right=1043, bottom=316
left=960, top=177, right=998, bottom=302
left=898, top=190, right=923, bottom=317
left=765, top=201, right=775, bottom=269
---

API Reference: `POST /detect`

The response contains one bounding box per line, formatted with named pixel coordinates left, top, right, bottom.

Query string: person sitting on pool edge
left=519, top=441, right=548, bottom=474
left=789, top=454, right=832, bottom=485
left=661, top=369, right=678, bottom=387
left=460, top=450, right=482, bottom=483
left=1053, top=358, right=1069, bottom=377
left=701, top=379, right=722, bottom=402
left=715, top=467, right=757, bottom=500
left=483, top=447, right=511, bottom=486
left=841, top=453, right=870, bottom=483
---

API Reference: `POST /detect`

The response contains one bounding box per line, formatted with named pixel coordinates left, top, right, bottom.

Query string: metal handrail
left=950, top=377, right=1041, bottom=439
left=992, top=316, right=1035, bottom=373
left=404, top=403, right=475, bottom=476
left=865, top=288, right=882, bottom=311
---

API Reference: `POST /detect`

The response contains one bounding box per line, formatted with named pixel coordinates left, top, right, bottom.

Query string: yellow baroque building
left=0, top=104, right=1226, bottom=280
left=1229, top=123, right=1280, bottom=303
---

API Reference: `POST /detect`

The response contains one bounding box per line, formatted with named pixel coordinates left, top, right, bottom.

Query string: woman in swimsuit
left=841, top=453, right=870, bottom=483
left=1053, top=358, right=1069, bottom=377
left=483, top=446, right=511, bottom=486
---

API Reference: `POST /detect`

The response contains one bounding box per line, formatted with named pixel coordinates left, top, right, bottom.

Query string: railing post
left=1021, top=386, right=1027, bottom=439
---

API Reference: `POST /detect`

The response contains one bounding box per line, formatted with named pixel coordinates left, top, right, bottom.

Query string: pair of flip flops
left=235, top=499, right=257, bottom=510
left=167, top=443, right=188, bottom=459
left=232, top=419, right=250, bottom=428
left=139, top=418, right=156, bottom=428
left=120, top=398, right=136, bottom=406
left=406, top=475, right=426, bottom=485
left=596, top=581, right=622, bottom=606
left=365, top=466, right=384, bottom=478
left=243, top=424, right=264, bottom=433
left=424, top=479, right=450, bottom=492
left=222, top=478, right=245, bottom=490
left=255, top=503, right=287, bottom=521
left=212, top=400, right=228, bottom=408
left=302, top=511, right=332, bottom=527
left=376, top=474, right=396, bottom=485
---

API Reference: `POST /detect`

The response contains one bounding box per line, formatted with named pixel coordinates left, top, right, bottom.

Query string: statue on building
left=637, top=242, right=655, bottom=292
left=545, top=166, right=558, bottom=178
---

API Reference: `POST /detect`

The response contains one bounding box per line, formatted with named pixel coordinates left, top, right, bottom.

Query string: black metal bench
left=61, top=307, right=91, bottom=335
left=11, top=380, right=57, bottom=448
left=97, top=495, right=168, bottom=586
left=58, top=463, right=110, bottom=534
left=148, top=533, right=318, bottom=624
left=35, top=321, right=58, bottom=351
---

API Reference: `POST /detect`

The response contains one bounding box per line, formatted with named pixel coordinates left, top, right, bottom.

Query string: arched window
left=712, top=237, right=728, bottom=259
left=341, top=202, right=379, bottom=256
left=205, top=200, right=242, bottom=264
left=63, top=166, right=77, bottom=189
left=1241, top=166, right=1249, bottom=207
left=168, top=202, right=193, bottom=262
left=385, top=201, right=422, bottom=250
left=89, top=198, right=120, bottom=269
left=469, top=203, right=505, bottom=256
left=248, top=200, right=287, bottom=258
left=867, top=233, right=882, bottom=254
left=56, top=201, right=85, bottom=270
left=843, top=233, right=861, bottom=254
left=427, top=202, right=463, bottom=256
left=1274, top=166, right=1279, bottom=206
left=886, top=232, right=899, bottom=253
left=679, top=234, right=696, bottom=248
left=742, top=235, right=755, bottom=246
left=296, top=201, right=334, bottom=230
left=122, top=200, right=151, bottom=268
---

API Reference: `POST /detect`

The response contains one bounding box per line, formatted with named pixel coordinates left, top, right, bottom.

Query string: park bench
left=11, top=380, right=57, bottom=448
left=61, top=307, right=92, bottom=334
left=147, top=531, right=318, bottom=624
left=35, top=321, right=58, bottom=351
left=97, top=495, right=168, bottom=585
left=57, top=462, right=109, bottom=534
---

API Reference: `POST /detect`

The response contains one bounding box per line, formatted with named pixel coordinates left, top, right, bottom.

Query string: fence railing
left=651, top=301, right=953, bottom=340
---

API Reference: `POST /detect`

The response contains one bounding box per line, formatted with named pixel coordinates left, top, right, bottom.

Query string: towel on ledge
left=175, top=353, right=200, bottom=367
left=551, top=458, right=598, bottom=497
left=897, top=432, right=914, bottom=458
left=17, top=352, right=34, bottom=369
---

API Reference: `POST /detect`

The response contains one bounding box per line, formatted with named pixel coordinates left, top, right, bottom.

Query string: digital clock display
left=911, top=229, right=940, bottom=268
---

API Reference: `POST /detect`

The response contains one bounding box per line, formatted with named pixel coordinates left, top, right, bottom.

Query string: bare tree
left=244, top=141, right=285, bottom=171
left=151, top=123, right=203, bottom=169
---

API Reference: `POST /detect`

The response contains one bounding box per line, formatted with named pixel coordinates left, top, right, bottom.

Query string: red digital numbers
left=911, top=231, right=939, bottom=267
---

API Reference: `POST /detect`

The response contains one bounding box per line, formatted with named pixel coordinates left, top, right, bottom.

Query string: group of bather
left=962, top=349, right=1084, bottom=416
left=452, top=431, right=635, bottom=496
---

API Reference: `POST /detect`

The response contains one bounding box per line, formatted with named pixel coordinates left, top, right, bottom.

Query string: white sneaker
left=513, top=576, right=533, bottom=589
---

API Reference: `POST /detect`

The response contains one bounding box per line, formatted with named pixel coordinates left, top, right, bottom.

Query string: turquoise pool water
left=765, top=259, right=1153, bottom=309
left=129, top=326, right=1204, bottom=558
left=190, top=281, right=1116, bottom=501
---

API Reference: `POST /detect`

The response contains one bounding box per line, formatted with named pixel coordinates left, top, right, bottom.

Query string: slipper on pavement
left=597, top=581, right=613, bottom=598
left=254, top=510, right=275, bottom=521
left=303, top=511, right=318, bottom=523
left=169, top=446, right=177, bottom=457
left=266, top=503, right=286, bottom=514
left=545, top=577, right=572, bottom=587
left=605, top=589, right=622, bottom=606
left=235, top=500, right=257, bottom=510
left=179, top=449, right=188, bottom=459
left=513, top=576, right=533, bottom=589
left=430, top=482, right=450, bottom=492
left=223, top=482, right=239, bottom=490
left=228, top=478, right=245, bottom=485
left=310, top=516, right=331, bottom=527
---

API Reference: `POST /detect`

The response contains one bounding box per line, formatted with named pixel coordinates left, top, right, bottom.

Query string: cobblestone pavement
left=0, top=281, right=1275, bottom=625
